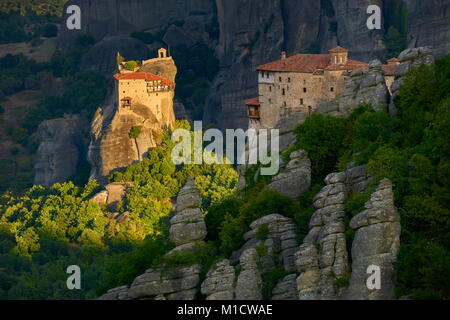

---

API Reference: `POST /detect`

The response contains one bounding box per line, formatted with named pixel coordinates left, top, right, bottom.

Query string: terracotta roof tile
left=256, top=54, right=367, bottom=73
left=114, top=72, right=174, bottom=85
left=244, top=97, right=260, bottom=106
left=382, top=64, right=397, bottom=76
left=329, top=46, right=349, bottom=53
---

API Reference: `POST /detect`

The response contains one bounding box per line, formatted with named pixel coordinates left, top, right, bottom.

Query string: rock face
left=316, top=59, right=390, bottom=117
left=234, top=248, right=263, bottom=300
left=231, top=214, right=298, bottom=274
left=169, top=178, right=207, bottom=250
left=405, top=0, right=450, bottom=58
left=59, top=1, right=449, bottom=130
left=201, top=259, right=236, bottom=300
left=389, top=46, right=435, bottom=115
left=80, top=36, right=151, bottom=78
left=345, top=179, right=400, bottom=300
left=271, top=274, right=298, bottom=300
left=127, top=265, right=202, bottom=300
left=295, top=165, right=372, bottom=299
left=268, top=150, right=311, bottom=199
left=34, top=115, right=88, bottom=188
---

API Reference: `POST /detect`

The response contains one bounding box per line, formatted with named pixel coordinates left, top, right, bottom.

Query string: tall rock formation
left=99, top=179, right=206, bottom=300
left=295, top=166, right=373, bottom=299
left=88, top=51, right=177, bottom=184
left=345, top=179, right=400, bottom=300
left=34, top=115, right=88, bottom=188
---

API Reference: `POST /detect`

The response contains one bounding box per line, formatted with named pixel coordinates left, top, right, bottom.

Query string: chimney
left=281, top=51, right=287, bottom=60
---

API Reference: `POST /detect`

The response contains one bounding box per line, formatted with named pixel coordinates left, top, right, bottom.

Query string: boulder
left=267, top=150, right=311, bottom=199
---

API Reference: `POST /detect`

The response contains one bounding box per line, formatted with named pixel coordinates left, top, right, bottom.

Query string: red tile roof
left=256, top=54, right=367, bottom=73
left=244, top=97, right=260, bottom=106
left=114, top=72, right=174, bottom=85
left=329, top=46, right=349, bottom=53
left=382, top=64, right=397, bottom=76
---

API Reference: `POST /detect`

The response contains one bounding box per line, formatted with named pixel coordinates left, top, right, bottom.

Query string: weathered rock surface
left=344, top=179, right=400, bottom=300
left=80, top=36, right=151, bottom=78
left=235, top=248, right=263, bottom=300
left=59, top=1, right=450, bottom=129
left=316, top=59, right=390, bottom=116
left=295, top=165, right=372, bottom=300
left=389, top=46, right=435, bottom=115
left=127, top=265, right=201, bottom=300
left=88, top=66, right=176, bottom=184
left=201, top=259, right=236, bottom=300
left=268, top=150, right=311, bottom=199
left=272, top=274, right=298, bottom=300
left=405, top=0, right=450, bottom=58
left=231, top=214, right=298, bottom=274
left=169, top=178, right=207, bottom=248
left=34, top=115, right=88, bottom=188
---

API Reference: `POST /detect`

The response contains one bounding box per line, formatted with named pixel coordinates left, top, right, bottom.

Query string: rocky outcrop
left=295, top=165, right=372, bottom=300
left=344, top=179, right=400, bottom=300
left=316, top=59, right=390, bottom=117
left=268, top=150, right=311, bottom=199
left=231, top=214, right=298, bottom=274
left=90, top=182, right=133, bottom=212
left=234, top=248, right=263, bottom=300
left=126, top=265, right=202, bottom=300
left=271, top=274, right=298, bottom=300
left=34, top=115, right=88, bottom=188
left=168, top=178, right=207, bottom=252
left=389, top=46, right=435, bottom=115
left=98, top=179, right=205, bottom=300
left=201, top=259, right=236, bottom=300
left=88, top=68, right=176, bottom=184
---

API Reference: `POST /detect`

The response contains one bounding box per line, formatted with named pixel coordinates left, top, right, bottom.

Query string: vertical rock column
left=344, top=179, right=400, bottom=300
left=295, top=171, right=349, bottom=300
left=169, top=177, right=207, bottom=253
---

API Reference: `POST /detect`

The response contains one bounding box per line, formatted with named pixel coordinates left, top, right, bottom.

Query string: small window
left=269, top=98, right=272, bottom=103
left=283, top=101, right=287, bottom=106
left=303, top=79, right=306, bottom=85
left=300, top=99, right=304, bottom=105
left=267, top=72, right=270, bottom=78
left=282, top=88, right=285, bottom=95
left=279, top=77, right=282, bottom=82
left=269, top=86, right=272, bottom=92
left=330, top=87, right=334, bottom=92
left=303, top=88, right=307, bottom=93
left=288, top=77, right=291, bottom=83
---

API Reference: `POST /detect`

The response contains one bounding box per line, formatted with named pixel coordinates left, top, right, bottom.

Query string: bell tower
left=329, top=46, right=348, bottom=65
